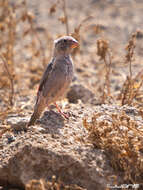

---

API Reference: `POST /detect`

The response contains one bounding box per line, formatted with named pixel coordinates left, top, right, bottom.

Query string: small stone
left=67, top=84, right=94, bottom=104
left=6, top=135, right=15, bottom=144
left=6, top=115, right=29, bottom=131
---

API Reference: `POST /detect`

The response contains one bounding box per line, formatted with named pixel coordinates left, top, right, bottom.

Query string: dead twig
left=23, top=0, right=46, bottom=67
left=71, top=16, right=93, bottom=57
left=0, top=55, right=14, bottom=106
left=97, top=39, right=112, bottom=102
left=121, top=32, right=137, bottom=105
left=125, top=33, right=136, bottom=80
left=62, top=0, right=69, bottom=35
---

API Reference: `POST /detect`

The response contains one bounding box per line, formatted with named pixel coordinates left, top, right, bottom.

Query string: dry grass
left=83, top=109, right=143, bottom=184
left=26, top=178, right=85, bottom=190
left=0, top=0, right=16, bottom=107
left=97, top=39, right=112, bottom=102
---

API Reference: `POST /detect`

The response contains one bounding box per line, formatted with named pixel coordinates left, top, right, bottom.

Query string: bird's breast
left=64, top=56, right=74, bottom=80
left=56, top=56, right=73, bottom=81
left=44, top=56, right=74, bottom=104
left=53, top=57, right=73, bottom=97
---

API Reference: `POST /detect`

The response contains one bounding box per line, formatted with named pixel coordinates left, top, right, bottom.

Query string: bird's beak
left=71, top=40, right=79, bottom=49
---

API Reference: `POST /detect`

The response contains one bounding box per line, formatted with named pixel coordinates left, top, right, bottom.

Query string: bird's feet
left=54, top=103, right=69, bottom=119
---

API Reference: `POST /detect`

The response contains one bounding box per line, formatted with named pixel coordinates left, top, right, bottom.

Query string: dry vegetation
left=83, top=109, right=143, bottom=185
left=0, top=0, right=143, bottom=189
left=26, top=178, right=85, bottom=190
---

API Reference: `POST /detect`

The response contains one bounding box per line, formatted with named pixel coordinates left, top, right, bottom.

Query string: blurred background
left=1, top=1, right=143, bottom=188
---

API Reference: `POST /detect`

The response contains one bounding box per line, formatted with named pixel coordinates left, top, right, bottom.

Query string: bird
left=27, top=36, right=79, bottom=126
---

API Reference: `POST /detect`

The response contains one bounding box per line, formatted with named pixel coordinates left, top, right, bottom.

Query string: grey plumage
left=27, top=36, right=78, bottom=126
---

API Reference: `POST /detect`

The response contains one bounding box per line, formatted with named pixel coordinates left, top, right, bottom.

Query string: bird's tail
left=27, top=99, right=46, bottom=126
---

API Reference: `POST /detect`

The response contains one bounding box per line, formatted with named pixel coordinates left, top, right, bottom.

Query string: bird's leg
left=54, top=103, right=69, bottom=119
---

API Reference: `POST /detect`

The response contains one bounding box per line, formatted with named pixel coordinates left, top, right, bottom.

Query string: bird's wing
left=36, top=59, right=54, bottom=103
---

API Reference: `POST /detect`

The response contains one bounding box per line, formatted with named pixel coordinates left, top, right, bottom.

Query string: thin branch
left=23, top=0, right=46, bottom=67
left=129, top=59, right=132, bottom=80
left=62, top=0, right=69, bottom=35
left=0, top=55, right=14, bottom=106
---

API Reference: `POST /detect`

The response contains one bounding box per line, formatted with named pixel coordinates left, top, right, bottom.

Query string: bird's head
left=54, top=36, right=79, bottom=56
